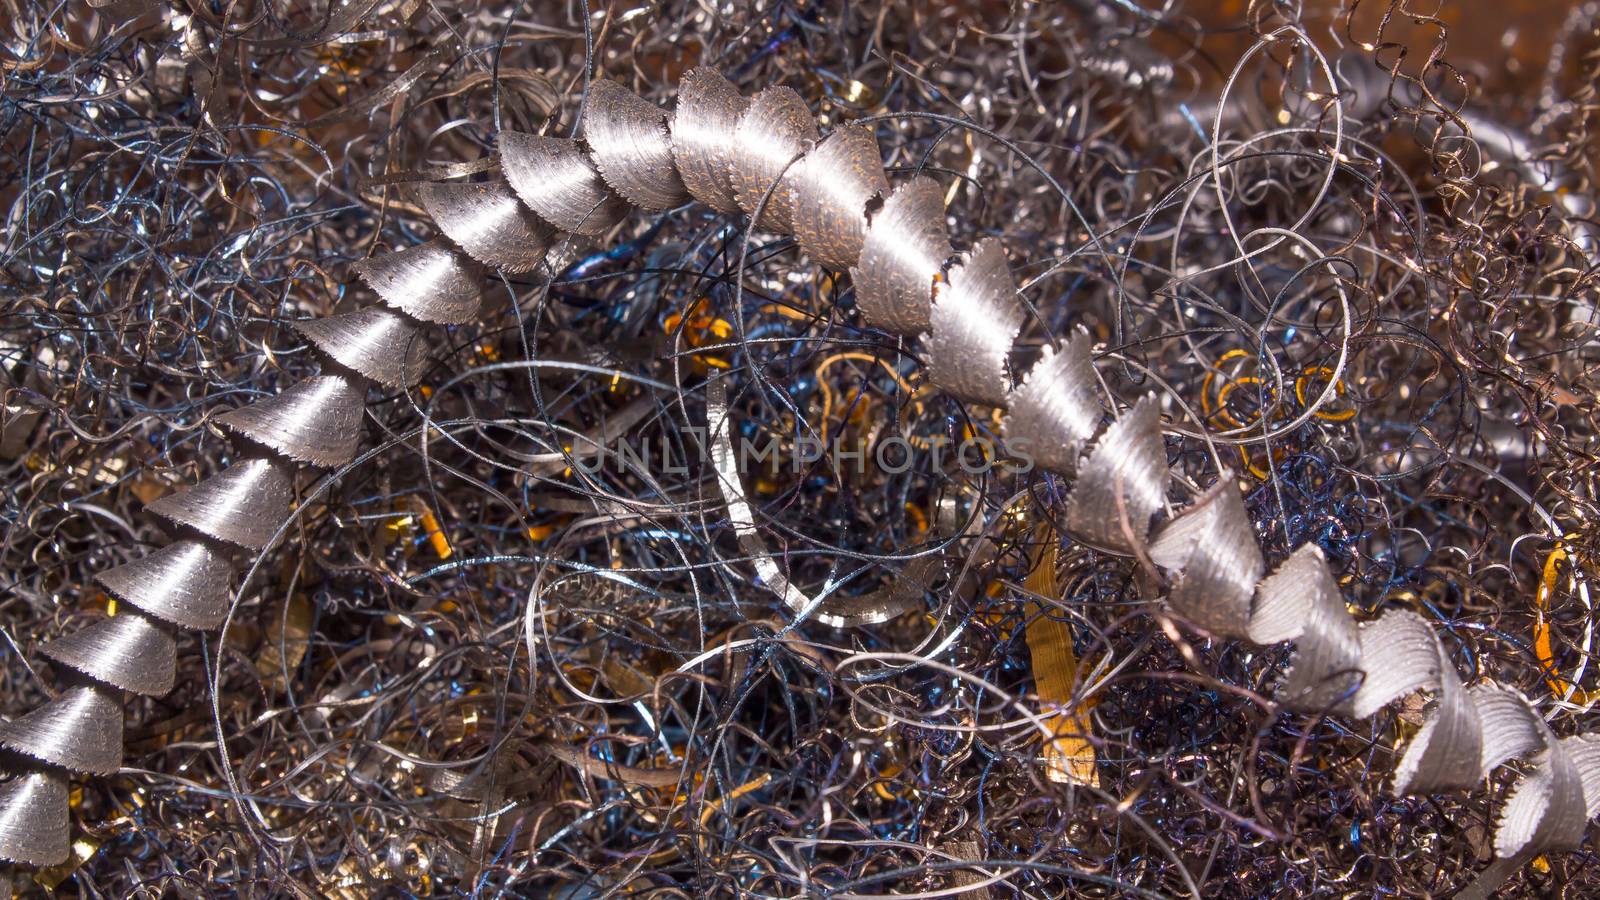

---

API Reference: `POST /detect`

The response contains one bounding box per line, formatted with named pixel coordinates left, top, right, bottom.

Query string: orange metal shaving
left=1022, top=531, right=1098, bottom=786
left=1535, top=542, right=1592, bottom=705
left=412, top=497, right=453, bottom=560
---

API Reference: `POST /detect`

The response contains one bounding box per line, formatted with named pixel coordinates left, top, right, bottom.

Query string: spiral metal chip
left=927, top=239, right=1024, bottom=407
left=19, top=62, right=1600, bottom=892
left=1002, top=329, right=1103, bottom=475
left=1247, top=543, right=1362, bottom=712
left=851, top=177, right=951, bottom=336
left=1147, top=475, right=1263, bottom=639
left=729, top=85, right=818, bottom=232
left=669, top=67, right=748, bottom=213
left=0, top=771, right=69, bottom=866
left=1064, top=395, right=1168, bottom=555
left=787, top=124, right=889, bottom=271
left=1391, top=639, right=1483, bottom=794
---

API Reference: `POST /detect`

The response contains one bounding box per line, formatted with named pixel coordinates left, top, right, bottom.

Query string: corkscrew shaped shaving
left=4, top=68, right=1597, bottom=897
left=0, top=260, right=444, bottom=863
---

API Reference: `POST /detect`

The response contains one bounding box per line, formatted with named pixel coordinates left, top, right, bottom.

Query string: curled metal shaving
left=92, top=540, right=234, bottom=632
left=413, top=181, right=559, bottom=274
left=852, top=176, right=952, bottom=336
left=0, top=59, right=485, bottom=852
left=928, top=238, right=1024, bottom=408
left=295, top=309, right=429, bottom=389
left=728, top=85, right=818, bottom=232
left=582, top=79, right=690, bottom=212
left=786, top=124, right=890, bottom=271
left=668, top=67, right=750, bottom=215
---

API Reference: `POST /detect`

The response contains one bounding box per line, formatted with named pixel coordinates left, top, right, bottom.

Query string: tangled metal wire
left=4, top=0, right=1600, bottom=896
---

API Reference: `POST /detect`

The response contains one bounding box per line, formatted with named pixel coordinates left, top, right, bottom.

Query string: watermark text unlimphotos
left=566, top=430, right=1037, bottom=476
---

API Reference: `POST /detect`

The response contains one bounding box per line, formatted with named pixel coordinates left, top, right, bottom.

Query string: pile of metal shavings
left=3, top=0, right=1600, bottom=895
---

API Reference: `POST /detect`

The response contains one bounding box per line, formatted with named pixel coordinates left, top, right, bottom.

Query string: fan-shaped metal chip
left=145, top=457, right=294, bottom=551
left=787, top=125, right=889, bottom=271
left=297, top=306, right=428, bottom=389
left=500, top=131, right=630, bottom=235
left=427, top=767, right=487, bottom=801
left=581, top=79, right=690, bottom=211
left=0, top=770, right=69, bottom=866
left=669, top=67, right=749, bottom=214
left=95, top=539, right=233, bottom=630
left=39, top=611, right=177, bottom=696
left=1247, top=543, right=1361, bottom=712
left=729, top=85, right=817, bottom=232
left=414, top=181, right=557, bottom=274
left=1346, top=610, right=1443, bottom=719
left=927, top=239, right=1023, bottom=407
left=1064, top=395, right=1168, bottom=555
left=852, top=177, right=950, bottom=336
left=216, top=375, right=366, bottom=468
left=812, top=555, right=945, bottom=629
left=1473, top=686, right=1548, bottom=778
left=1495, top=732, right=1588, bottom=858
left=1147, top=476, right=1263, bottom=639
left=1392, top=643, right=1484, bottom=795
left=351, top=239, right=482, bottom=325
left=0, top=685, right=123, bottom=775
left=1003, top=329, right=1103, bottom=475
